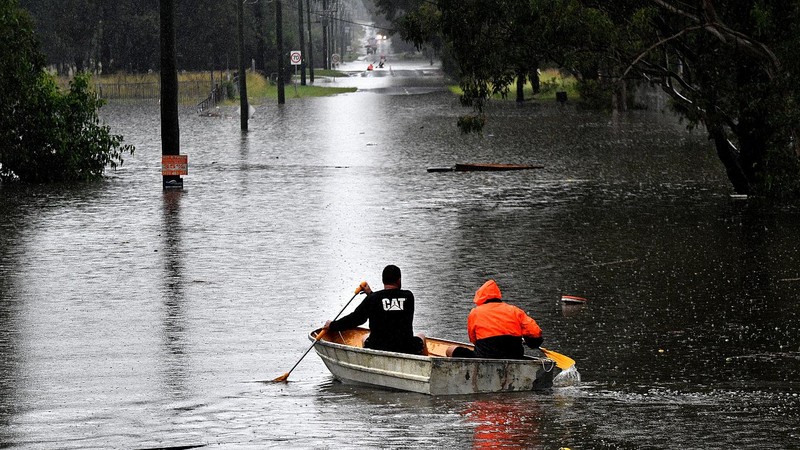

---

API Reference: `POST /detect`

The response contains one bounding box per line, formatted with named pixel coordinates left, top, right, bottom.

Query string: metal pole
left=160, top=0, right=181, bottom=189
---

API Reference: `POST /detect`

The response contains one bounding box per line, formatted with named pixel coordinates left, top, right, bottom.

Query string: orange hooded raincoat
left=466, top=280, right=542, bottom=358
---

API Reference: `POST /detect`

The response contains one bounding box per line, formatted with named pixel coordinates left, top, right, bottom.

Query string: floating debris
left=561, top=295, right=588, bottom=304
left=427, top=163, right=544, bottom=173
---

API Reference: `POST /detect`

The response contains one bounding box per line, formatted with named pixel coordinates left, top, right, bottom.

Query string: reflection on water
left=1, top=60, right=799, bottom=448
left=160, top=190, right=188, bottom=399
left=465, top=398, right=543, bottom=449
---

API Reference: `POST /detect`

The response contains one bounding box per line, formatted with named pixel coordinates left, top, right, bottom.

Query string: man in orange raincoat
left=447, top=279, right=543, bottom=359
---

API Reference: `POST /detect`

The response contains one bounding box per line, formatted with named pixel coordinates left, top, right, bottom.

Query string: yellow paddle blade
left=540, top=347, right=576, bottom=370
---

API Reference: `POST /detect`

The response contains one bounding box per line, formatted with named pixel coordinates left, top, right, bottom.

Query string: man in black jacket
left=324, top=265, right=427, bottom=355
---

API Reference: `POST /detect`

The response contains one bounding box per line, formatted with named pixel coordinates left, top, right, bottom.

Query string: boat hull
left=311, top=328, right=559, bottom=395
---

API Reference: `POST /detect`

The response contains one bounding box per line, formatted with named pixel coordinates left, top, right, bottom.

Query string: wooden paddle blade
left=540, top=347, right=576, bottom=370
left=271, top=287, right=362, bottom=383
left=272, top=372, right=290, bottom=382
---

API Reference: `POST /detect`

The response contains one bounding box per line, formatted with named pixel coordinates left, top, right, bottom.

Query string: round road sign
left=290, top=51, right=302, bottom=65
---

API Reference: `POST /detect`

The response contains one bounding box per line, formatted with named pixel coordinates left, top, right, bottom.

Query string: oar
left=272, top=281, right=367, bottom=382
left=539, top=347, right=576, bottom=370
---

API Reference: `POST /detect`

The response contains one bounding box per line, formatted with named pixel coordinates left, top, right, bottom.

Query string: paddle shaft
left=275, top=283, right=365, bottom=381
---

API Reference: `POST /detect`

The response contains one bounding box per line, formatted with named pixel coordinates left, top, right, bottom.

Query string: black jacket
left=328, top=288, right=418, bottom=353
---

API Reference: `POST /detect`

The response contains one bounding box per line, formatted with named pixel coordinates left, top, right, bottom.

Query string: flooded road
left=1, top=59, right=799, bottom=449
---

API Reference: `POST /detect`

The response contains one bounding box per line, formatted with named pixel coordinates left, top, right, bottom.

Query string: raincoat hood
left=473, top=279, right=502, bottom=306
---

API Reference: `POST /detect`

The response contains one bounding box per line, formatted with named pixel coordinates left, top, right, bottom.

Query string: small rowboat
left=310, top=327, right=560, bottom=395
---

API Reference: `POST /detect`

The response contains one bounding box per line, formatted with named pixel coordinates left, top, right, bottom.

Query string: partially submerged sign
left=162, top=155, right=188, bottom=176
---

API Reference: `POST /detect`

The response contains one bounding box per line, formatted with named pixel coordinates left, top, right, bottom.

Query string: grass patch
left=244, top=72, right=355, bottom=101
left=536, top=68, right=579, bottom=100
left=59, top=71, right=356, bottom=101
left=312, top=69, right=349, bottom=78
left=243, top=83, right=356, bottom=103
left=89, top=71, right=220, bottom=84
left=447, top=68, right=580, bottom=102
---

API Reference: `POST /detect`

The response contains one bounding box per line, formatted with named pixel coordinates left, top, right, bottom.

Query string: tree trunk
left=516, top=70, right=525, bottom=103
left=529, top=67, right=540, bottom=94
left=708, top=124, right=750, bottom=194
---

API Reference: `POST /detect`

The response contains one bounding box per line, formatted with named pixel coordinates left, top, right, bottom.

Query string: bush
left=576, top=79, right=613, bottom=111
left=0, top=0, right=133, bottom=183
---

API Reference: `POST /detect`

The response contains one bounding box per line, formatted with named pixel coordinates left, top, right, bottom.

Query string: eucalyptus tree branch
left=648, top=0, right=698, bottom=22
left=638, top=56, right=739, bottom=132
left=649, top=0, right=781, bottom=77
left=620, top=24, right=704, bottom=80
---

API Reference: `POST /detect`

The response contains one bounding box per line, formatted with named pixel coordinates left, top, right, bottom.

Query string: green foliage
left=1, top=0, right=133, bottom=183
left=575, top=79, right=612, bottom=111
left=585, top=0, right=800, bottom=196
left=383, top=0, right=800, bottom=196
left=529, top=69, right=579, bottom=100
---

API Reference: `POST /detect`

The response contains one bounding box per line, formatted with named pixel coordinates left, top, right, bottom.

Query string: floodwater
left=1, top=59, right=799, bottom=449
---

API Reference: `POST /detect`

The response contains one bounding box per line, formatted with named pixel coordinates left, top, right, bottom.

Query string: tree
left=581, top=0, right=800, bottom=196
left=381, top=0, right=800, bottom=197
left=0, top=0, right=133, bottom=183
left=388, top=0, right=594, bottom=130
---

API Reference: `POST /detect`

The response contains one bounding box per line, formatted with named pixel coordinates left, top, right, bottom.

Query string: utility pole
left=297, top=0, right=306, bottom=85
left=160, top=0, right=182, bottom=189
left=276, top=0, right=285, bottom=104
left=322, top=0, right=328, bottom=70
left=237, top=0, right=249, bottom=131
left=306, top=0, right=314, bottom=83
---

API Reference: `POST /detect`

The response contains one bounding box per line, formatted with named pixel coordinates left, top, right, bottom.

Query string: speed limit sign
left=290, top=51, right=302, bottom=65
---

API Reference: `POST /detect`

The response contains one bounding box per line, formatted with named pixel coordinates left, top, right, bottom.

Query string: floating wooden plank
left=454, top=163, right=544, bottom=171
left=427, top=163, right=544, bottom=173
